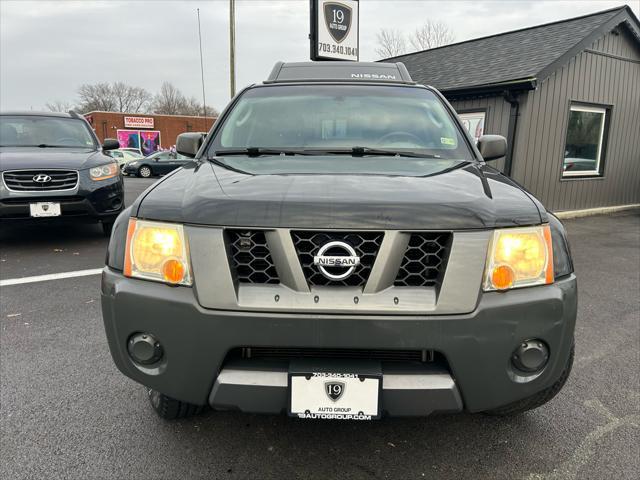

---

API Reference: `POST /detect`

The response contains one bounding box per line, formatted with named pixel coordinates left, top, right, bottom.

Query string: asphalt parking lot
left=1, top=177, right=638, bottom=480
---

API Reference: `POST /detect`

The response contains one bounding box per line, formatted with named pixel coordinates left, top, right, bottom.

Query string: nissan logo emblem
left=33, top=174, right=52, bottom=183
left=313, top=241, right=361, bottom=281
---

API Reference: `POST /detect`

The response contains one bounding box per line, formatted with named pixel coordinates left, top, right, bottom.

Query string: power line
left=197, top=8, right=207, bottom=119
left=229, top=0, right=236, bottom=98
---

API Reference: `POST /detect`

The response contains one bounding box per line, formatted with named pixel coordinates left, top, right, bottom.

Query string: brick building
left=85, top=111, right=216, bottom=154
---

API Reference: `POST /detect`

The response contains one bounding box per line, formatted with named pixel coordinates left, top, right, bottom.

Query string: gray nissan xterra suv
left=102, top=62, right=576, bottom=420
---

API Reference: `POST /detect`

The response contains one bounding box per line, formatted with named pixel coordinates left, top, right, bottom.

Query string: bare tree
left=152, top=82, right=217, bottom=116
left=181, top=96, right=210, bottom=117
left=111, top=82, right=152, bottom=113
left=50, top=82, right=215, bottom=116
left=375, top=28, right=407, bottom=58
left=152, top=82, right=185, bottom=115
left=409, top=20, right=455, bottom=51
left=77, top=83, right=116, bottom=113
left=76, top=82, right=151, bottom=113
left=45, top=100, right=74, bottom=112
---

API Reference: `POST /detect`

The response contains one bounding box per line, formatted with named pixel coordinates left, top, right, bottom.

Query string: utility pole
left=197, top=8, right=207, bottom=119
left=229, top=0, right=236, bottom=98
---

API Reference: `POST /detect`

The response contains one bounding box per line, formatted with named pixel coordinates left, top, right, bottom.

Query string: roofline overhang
left=437, top=78, right=537, bottom=100
left=535, top=6, right=640, bottom=84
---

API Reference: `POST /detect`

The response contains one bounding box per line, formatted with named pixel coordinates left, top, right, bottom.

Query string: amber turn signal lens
left=161, top=258, right=186, bottom=284
left=491, top=264, right=515, bottom=290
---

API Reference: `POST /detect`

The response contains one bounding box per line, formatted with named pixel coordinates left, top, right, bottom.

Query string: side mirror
left=176, top=132, right=205, bottom=158
left=477, top=135, right=507, bottom=161
left=102, top=138, right=119, bottom=151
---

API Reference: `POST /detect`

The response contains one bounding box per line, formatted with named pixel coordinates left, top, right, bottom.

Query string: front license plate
left=29, top=202, right=61, bottom=217
left=289, top=372, right=381, bottom=420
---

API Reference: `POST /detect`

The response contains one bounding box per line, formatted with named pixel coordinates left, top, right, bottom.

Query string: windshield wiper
left=308, top=147, right=442, bottom=159
left=214, top=147, right=313, bottom=157
left=207, top=156, right=252, bottom=175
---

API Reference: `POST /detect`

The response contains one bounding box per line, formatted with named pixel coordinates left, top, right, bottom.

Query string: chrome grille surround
left=2, top=169, right=79, bottom=192
left=188, top=226, right=491, bottom=315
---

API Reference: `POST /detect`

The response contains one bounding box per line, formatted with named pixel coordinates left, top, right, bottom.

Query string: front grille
left=238, top=347, right=433, bottom=363
left=292, top=231, right=384, bottom=287
left=394, top=233, right=452, bottom=288
left=227, top=230, right=280, bottom=284
left=3, top=170, right=78, bottom=191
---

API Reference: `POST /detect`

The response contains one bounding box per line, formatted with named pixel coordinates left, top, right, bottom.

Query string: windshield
left=0, top=115, right=97, bottom=148
left=211, top=85, right=473, bottom=161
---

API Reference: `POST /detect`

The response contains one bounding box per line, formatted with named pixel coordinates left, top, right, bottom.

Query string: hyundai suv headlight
left=90, top=163, right=119, bottom=181
left=123, top=219, right=192, bottom=286
left=483, top=225, right=553, bottom=291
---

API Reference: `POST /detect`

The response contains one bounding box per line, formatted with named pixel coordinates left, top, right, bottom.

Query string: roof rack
left=265, top=61, right=415, bottom=85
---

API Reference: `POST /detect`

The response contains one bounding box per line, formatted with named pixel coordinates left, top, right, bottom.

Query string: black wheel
left=102, top=221, right=114, bottom=236
left=147, top=389, right=208, bottom=420
left=138, top=165, right=152, bottom=178
left=485, top=344, right=574, bottom=416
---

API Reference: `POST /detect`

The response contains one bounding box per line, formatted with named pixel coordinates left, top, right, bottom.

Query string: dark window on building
left=562, top=104, right=609, bottom=178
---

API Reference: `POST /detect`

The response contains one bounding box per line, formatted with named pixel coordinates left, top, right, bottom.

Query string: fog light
left=128, top=333, right=163, bottom=365
left=512, top=339, right=549, bottom=373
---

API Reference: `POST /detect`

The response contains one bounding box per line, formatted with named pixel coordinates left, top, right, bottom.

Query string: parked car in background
left=122, top=150, right=191, bottom=178
left=121, top=147, right=143, bottom=156
left=106, top=149, right=144, bottom=172
left=0, top=111, right=123, bottom=235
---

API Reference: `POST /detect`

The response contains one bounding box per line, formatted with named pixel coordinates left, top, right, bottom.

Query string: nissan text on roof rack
left=101, top=61, right=576, bottom=420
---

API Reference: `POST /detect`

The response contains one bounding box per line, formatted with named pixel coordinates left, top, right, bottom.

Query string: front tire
left=147, top=389, right=208, bottom=420
left=485, top=344, right=574, bottom=416
left=138, top=165, right=152, bottom=178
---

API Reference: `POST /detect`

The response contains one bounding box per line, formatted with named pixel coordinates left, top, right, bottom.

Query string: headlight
left=483, top=225, right=553, bottom=291
left=123, top=219, right=192, bottom=286
left=90, top=163, right=119, bottom=181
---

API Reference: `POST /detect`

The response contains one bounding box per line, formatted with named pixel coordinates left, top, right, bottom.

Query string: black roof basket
left=265, top=61, right=415, bottom=85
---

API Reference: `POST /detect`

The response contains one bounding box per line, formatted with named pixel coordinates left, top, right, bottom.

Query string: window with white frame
left=562, top=104, right=608, bottom=177
left=458, top=111, right=485, bottom=143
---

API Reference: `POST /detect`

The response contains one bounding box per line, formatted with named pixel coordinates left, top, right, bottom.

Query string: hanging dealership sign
left=310, top=0, right=359, bottom=61
left=124, top=116, right=154, bottom=129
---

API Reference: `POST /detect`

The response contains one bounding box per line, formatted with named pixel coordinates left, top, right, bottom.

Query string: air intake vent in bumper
left=394, top=233, right=452, bottom=287
left=227, top=230, right=280, bottom=284
left=238, top=347, right=434, bottom=363
left=291, top=231, right=384, bottom=287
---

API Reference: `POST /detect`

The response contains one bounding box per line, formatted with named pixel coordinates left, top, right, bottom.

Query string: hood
left=0, top=147, right=112, bottom=171
left=135, top=161, right=544, bottom=230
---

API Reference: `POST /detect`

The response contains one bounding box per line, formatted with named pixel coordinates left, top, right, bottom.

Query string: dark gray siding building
left=388, top=6, right=640, bottom=212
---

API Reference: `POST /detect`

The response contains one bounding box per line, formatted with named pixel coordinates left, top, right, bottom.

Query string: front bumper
left=123, top=164, right=140, bottom=175
left=101, top=268, right=577, bottom=415
left=0, top=176, right=123, bottom=221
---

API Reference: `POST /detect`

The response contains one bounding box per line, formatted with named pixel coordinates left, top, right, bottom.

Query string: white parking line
left=0, top=268, right=103, bottom=287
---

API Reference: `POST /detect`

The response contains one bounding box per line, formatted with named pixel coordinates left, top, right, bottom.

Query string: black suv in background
left=102, top=62, right=576, bottom=421
left=0, top=111, right=123, bottom=234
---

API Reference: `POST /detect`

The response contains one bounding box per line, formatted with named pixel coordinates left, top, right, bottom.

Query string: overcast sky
left=1, top=0, right=637, bottom=113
